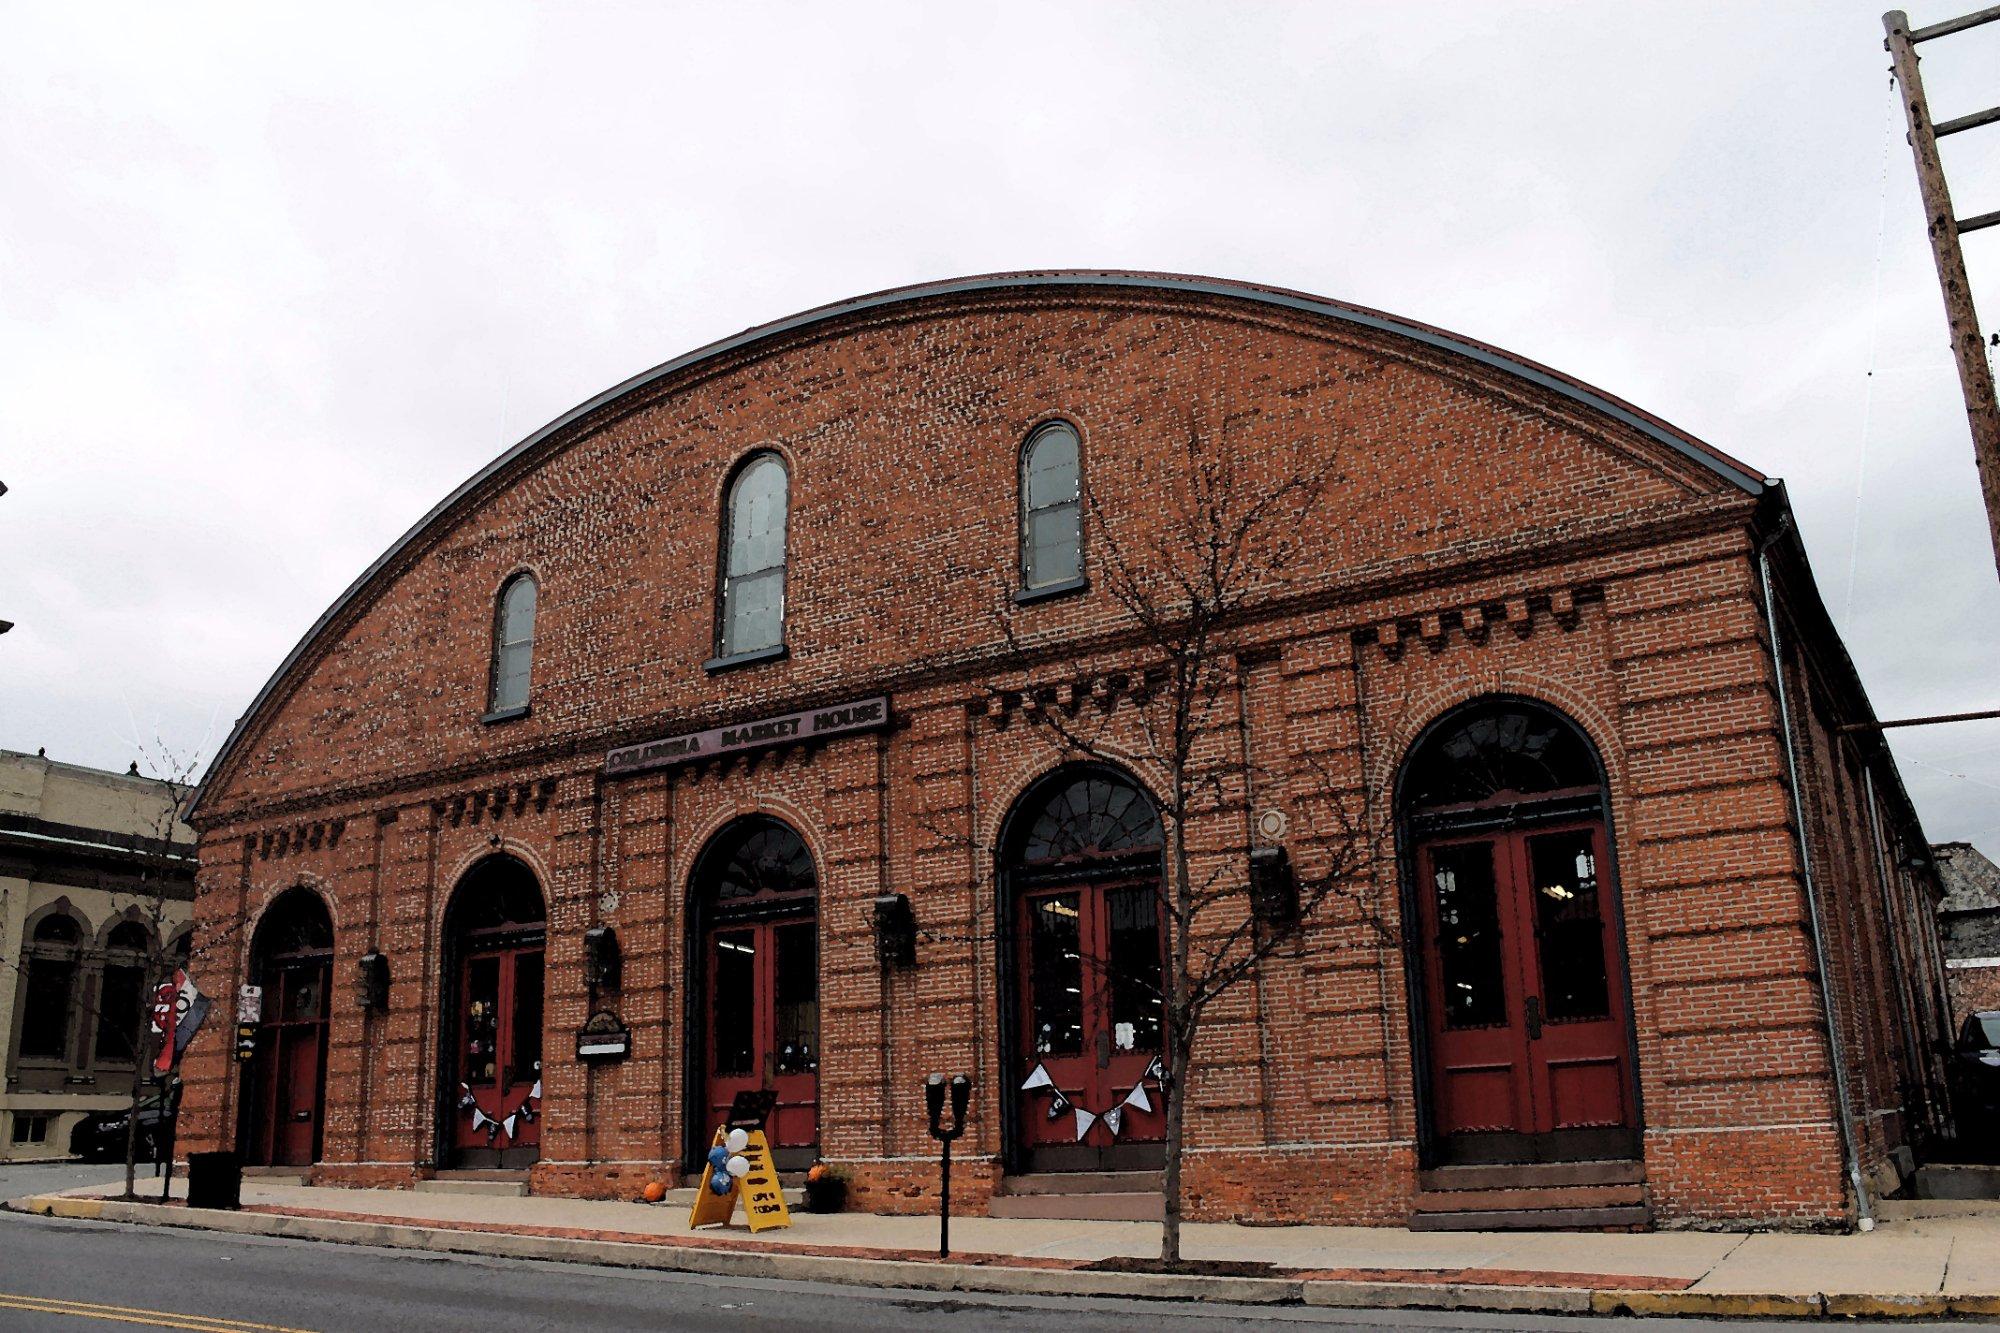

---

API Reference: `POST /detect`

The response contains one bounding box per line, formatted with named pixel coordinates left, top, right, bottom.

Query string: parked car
left=1949, top=1011, right=2000, bottom=1141
left=69, top=1094, right=174, bottom=1164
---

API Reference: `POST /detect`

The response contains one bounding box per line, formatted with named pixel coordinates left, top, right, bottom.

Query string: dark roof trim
left=190, top=270, right=1767, bottom=818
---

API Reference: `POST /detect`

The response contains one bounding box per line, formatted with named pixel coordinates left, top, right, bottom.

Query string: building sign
left=574, top=1010, right=632, bottom=1061
left=604, top=696, right=890, bottom=777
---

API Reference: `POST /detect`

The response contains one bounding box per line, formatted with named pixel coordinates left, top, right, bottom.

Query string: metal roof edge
left=189, top=270, right=1769, bottom=818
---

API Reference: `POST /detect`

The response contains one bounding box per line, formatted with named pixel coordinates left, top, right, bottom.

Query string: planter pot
left=804, top=1177, right=847, bottom=1214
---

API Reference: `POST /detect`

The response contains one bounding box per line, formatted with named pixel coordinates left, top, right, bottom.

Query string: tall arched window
left=489, top=573, right=537, bottom=714
left=1020, top=422, right=1082, bottom=593
left=18, top=913, right=83, bottom=1063
left=718, top=453, right=789, bottom=659
left=93, top=920, right=153, bottom=1065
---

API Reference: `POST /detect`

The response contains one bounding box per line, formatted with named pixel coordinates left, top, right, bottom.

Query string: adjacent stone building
left=177, top=272, right=1952, bottom=1228
left=1936, top=842, right=2000, bottom=1023
left=1, top=750, right=195, bottom=1158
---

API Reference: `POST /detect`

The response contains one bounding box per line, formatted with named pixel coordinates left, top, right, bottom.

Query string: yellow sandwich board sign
left=687, top=1126, right=792, bottom=1233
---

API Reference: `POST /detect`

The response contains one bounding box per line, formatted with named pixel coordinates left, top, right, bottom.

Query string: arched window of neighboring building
left=718, top=452, right=789, bottom=659
left=489, top=573, right=537, bottom=714
left=94, top=921, right=153, bottom=1065
left=18, top=913, right=83, bottom=1062
left=1020, top=422, right=1082, bottom=593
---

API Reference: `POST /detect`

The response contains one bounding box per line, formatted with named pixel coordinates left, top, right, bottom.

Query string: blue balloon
left=708, top=1172, right=732, bottom=1195
left=706, top=1145, right=730, bottom=1170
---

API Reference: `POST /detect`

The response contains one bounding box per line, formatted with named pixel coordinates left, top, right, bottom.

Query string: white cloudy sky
left=3, top=2, right=1997, bottom=846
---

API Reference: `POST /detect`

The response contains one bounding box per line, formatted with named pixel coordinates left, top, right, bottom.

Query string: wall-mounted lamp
left=355, top=952, right=390, bottom=1013
left=871, top=893, right=917, bottom=968
left=1249, top=845, right=1298, bottom=929
left=584, top=925, right=622, bottom=992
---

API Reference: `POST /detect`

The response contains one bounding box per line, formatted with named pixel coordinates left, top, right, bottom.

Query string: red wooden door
left=705, top=915, right=818, bottom=1161
left=1014, top=878, right=1165, bottom=1172
left=450, top=944, right=543, bottom=1165
left=249, top=962, right=328, bottom=1167
left=1416, top=821, right=1634, bottom=1162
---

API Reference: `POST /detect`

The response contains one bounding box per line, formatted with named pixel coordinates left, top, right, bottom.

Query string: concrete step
left=1417, top=1160, right=1644, bottom=1192
left=415, top=1176, right=529, bottom=1197
left=664, top=1187, right=806, bottom=1208
left=987, top=1191, right=1164, bottom=1222
left=238, top=1169, right=308, bottom=1185
left=1408, top=1204, right=1650, bottom=1232
left=997, top=1171, right=1163, bottom=1196
left=1413, top=1183, right=1645, bottom=1214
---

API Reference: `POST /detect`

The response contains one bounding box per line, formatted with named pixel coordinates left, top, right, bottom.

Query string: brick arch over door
left=1394, top=695, right=1643, bottom=1168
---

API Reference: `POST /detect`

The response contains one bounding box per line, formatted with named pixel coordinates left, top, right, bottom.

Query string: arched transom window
left=719, top=453, right=789, bottom=658
left=19, top=913, right=84, bottom=1062
left=1020, top=422, right=1082, bottom=592
left=490, top=573, right=537, bottom=714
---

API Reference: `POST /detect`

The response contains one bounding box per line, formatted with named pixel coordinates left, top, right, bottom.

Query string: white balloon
left=724, top=1128, right=749, bottom=1154
left=725, top=1154, right=750, bottom=1178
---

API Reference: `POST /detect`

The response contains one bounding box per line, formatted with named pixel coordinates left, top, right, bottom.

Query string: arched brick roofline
left=190, top=270, right=1768, bottom=818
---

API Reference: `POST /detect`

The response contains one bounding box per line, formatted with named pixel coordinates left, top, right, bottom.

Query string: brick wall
left=177, top=276, right=1942, bottom=1229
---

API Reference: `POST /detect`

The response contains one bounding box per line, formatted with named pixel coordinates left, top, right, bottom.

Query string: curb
left=11, top=1194, right=1998, bottom=1317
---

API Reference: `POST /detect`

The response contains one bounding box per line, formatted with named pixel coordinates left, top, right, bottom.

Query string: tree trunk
left=122, top=960, right=157, bottom=1201
left=1160, top=1038, right=1193, bottom=1263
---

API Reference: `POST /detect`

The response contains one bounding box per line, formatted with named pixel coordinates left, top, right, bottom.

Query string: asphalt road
left=0, top=1165, right=1987, bottom=1332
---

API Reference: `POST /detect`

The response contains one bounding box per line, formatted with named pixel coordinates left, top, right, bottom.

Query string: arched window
left=95, top=921, right=153, bottom=1064
left=1020, top=422, right=1082, bottom=592
left=489, top=573, right=537, bottom=714
left=19, top=913, right=83, bottom=1062
left=718, top=453, right=789, bottom=659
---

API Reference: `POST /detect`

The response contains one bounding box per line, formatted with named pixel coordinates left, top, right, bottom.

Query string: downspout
left=1758, top=528, right=1874, bottom=1231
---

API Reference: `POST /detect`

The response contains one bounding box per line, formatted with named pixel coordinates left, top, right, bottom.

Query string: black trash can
left=185, top=1151, right=241, bottom=1210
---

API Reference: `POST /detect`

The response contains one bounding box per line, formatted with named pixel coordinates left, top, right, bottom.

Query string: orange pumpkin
left=642, top=1180, right=667, bottom=1203
left=807, top=1163, right=826, bottom=1183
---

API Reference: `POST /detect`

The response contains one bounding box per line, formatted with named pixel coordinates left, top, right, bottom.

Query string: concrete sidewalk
left=14, top=1178, right=2000, bottom=1319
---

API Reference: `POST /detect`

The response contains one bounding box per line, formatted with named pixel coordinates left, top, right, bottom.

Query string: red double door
left=1014, top=878, right=1166, bottom=1171
left=450, top=943, right=543, bottom=1167
left=704, top=914, right=818, bottom=1166
left=246, top=962, right=329, bottom=1168
left=1414, top=821, right=1637, bottom=1163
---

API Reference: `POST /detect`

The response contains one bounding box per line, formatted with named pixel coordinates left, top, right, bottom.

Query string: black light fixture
left=1248, top=845, right=1298, bottom=929
left=584, top=925, right=622, bottom=992
left=871, top=893, right=917, bottom=968
left=355, top=952, right=390, bottom=1012
left=924, top=1072, right=972, bottom=1258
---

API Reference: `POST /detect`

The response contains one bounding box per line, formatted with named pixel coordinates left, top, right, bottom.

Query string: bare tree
left=982, top=417, right=1389, bottom=1264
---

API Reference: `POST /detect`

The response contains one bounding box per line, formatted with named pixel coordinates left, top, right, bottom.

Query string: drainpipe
left=1758, top=530, right=1874, bottom=1231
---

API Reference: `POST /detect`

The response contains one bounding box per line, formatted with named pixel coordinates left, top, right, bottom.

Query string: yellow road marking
left=0, top=1292, right=315, bottom=1333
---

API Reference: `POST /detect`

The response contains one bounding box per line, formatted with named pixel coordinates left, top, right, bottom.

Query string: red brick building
left=179, top=272, right=1953, bottom=1229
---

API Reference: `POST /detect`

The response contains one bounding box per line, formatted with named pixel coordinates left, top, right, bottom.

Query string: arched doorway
left=242, top=888, right=333, bottom=1168
left=439, top=856, right=545, bottom=1169
left=1000, top=765, right=1167, bottom=1173
left=686, top=817, right=818, bottom=1170
left=1399, top=698, right=1640, bottom=1166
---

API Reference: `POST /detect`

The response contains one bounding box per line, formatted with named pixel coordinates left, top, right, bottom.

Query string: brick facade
left=178, top=273, right=1951, bottom=1228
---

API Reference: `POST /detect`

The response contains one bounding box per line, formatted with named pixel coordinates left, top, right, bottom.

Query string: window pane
left=464, top=956, right=500, bottom=1086
left=94, top=964, right=145, bottom=1062
left=1431, top=843, right=1508, bottom=1029
left=1028, top=894, right=1084, bottom=1056
left=728, top=457, right=787, bottom=576
left=501, top=578, right=536, bottom=646
left=1105, top=884, right=1163, bottom=1053
left=508, top=951, right=543, bottom=1086
left=1025, top=503, right=1081, bottom=587
left=711, top=931, right=756, bottom=1076
left=1024, top=426, right=1079, bottom=509
left=20, top=958, right=75, bottom=1060
left=773, top=922, right=817, bottom=1076
left=1529, top=832, right=1612, bottom=1022
left=724, top=567, right=784, bottom=656
left=493, top=641, right=531, bottom=711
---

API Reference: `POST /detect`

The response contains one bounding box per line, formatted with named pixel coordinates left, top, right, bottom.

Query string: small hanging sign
left=574, top=1011, right=632, bottom=1061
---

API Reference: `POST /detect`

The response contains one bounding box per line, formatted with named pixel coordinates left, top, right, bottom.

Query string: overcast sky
left=3, top=2, right=1997, bottom=848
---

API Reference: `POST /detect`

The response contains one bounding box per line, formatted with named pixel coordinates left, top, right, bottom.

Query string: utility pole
left=1883, top=8, right=2000, bottom=580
